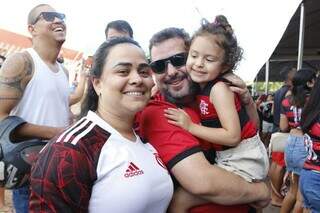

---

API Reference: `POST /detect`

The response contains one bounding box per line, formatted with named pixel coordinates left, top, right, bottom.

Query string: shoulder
left=0, top=52, right=34, bottom=85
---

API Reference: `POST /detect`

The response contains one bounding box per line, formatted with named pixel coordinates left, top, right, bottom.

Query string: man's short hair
left=27, top=4, right=50, bottom=25
left=105, top=20, right=133, bottom=39
left=148, top=27, right=190, bottom=54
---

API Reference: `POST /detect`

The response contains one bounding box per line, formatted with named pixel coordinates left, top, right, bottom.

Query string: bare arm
left=223, top=73, right=260, bottom=129
left=279, top=114, right=289, bottom=132
left=69, top=61, right=87, bottom=106
left=171, top=152, right=270, bottom=205
left=0, top=53, right=62, bottom=140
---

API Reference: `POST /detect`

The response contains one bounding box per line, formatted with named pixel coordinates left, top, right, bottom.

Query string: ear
left=28, top=24, right=35, bottom=35
left=92, top=77, right=101, bottom=96
left=221, top=64, right=230, bottom=74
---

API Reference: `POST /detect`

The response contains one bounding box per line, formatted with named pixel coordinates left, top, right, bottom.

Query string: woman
left=299, top=75, right=320, bottom=212
left=280, top=68, right=316, bottom=213
left=29, top=37, right=173, bottom=212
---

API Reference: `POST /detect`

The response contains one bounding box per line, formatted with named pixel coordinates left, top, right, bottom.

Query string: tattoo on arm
left=0, top=53, right=33, bottom=100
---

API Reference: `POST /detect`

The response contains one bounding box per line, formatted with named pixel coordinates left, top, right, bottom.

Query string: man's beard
left=163, top=80, right=199, bottom=108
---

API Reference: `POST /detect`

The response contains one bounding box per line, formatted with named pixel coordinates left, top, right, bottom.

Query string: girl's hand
left=164, top=108, right=192, bottom=131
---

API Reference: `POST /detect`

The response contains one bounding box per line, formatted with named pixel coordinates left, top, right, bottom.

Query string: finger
left=164, top=113, right=179, bottom=121
left=167, top=120, right=179, bottom=126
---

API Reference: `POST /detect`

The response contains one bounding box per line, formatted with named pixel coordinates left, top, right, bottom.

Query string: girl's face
left=93, top=43, right=154, bottom=117
left=186, top=34, right=228, bottom=87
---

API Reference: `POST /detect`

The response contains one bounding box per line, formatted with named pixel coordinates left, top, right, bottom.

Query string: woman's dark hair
left=79, top=37, right=141, bottom=118
left=191, top=15, right=243, bottom=72
left=291, top=68, right=316, bottom=108
left=301, top=76, right=320, bottom=133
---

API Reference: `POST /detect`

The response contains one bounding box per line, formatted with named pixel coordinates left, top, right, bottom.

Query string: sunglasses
left=150, top=52, right=187, bottom=74
left=32, top=12, right=66, bottom=25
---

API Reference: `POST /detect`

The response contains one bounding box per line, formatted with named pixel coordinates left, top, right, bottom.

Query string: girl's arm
left=165, top=82, right=241, bottom=146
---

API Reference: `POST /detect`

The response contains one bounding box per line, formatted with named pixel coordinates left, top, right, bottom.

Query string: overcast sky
left=0, top=0, right=301, bottom=81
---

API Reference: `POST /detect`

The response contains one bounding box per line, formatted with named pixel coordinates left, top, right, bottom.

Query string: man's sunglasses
left=150, top=52, right=187, bottom=74
left=32, top=12, right=66, bottom=25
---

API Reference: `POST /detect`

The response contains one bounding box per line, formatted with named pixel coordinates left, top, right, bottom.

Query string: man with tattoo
left=0, top=4, right=71, bottom=213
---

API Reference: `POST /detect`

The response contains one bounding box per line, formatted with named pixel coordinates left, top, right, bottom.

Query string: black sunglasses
left=150, top=52, right=187, bottom=74
left=32, top=12, right=66, bottom=25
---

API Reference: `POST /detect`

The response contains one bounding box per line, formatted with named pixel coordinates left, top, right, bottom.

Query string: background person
left=105, top=19, right=133, bottom=39
left=280, top=68, right=316, bottom=213
left=299, top=75, right=320, bottom=213
left=139, top=27, right=270, bottom=213
left=30, top=37, right=173, bottom=213
left=269, top=67, right=297, bottom=207
left=0, top=4, right=73, bottom=212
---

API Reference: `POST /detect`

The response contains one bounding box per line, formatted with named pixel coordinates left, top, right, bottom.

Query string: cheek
left=144, top=77, right=155, bottom=90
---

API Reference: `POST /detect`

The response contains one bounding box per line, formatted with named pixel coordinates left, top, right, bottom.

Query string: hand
left=223, top=73, right=252, bottom=105
left=164, top=108, right=192, bottom=131
left=290, top=128, right=303, bottom=136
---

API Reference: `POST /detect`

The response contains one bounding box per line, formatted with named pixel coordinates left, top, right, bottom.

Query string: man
left=0, top=4, right=71, bottom=212
left=105, top=19, right=133, bottom=39
left=138, top=28, right=269, bottom=212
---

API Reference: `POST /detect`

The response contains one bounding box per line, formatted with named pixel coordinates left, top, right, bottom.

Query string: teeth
left=125, top=92, right=143, bottom=96
left=54, top=27, right=63, bottom=32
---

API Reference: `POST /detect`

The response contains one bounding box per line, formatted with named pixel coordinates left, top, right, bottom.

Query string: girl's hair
left=191, top=15, right=243, bottom=72
left=301, top=76, right=320, bottom=133
left=79, top=37, right=141, bottom=118
left=291, top=68, right=316, bottom=108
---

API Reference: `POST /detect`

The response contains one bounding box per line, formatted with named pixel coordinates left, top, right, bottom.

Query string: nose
left=195, top=57, right=204, bottom=67
left=166, top=62, right=179, bottom=76
left=129, top=70, right=143, bottom=85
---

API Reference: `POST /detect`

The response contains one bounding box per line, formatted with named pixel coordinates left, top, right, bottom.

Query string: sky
left=0, top=0, right=302, bottom=81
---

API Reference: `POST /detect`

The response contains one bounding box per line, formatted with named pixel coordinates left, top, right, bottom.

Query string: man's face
left=150, top=38, right=193, bottom=100
left=30, top=5, right=66, bottom=43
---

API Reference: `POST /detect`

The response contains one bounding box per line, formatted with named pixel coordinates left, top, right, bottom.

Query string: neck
left=32, top=39, right=62, bottom=64
left=96, top=105, right=136, bottom=141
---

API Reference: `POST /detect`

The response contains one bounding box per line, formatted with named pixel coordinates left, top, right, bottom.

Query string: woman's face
left=94, top=43, right=154, bottom=116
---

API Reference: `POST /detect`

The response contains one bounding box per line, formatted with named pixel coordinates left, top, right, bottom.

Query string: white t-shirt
left=30, top=111, right=173, bottom=213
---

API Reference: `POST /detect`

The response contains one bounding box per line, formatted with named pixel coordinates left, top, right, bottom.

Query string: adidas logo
left=124, top=162, right=144, bottom=178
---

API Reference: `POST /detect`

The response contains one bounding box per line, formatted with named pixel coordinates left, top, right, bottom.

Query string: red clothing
left=197, top=80, right=257, bottom=151
left=138, top=93, right=249, bottom=213
left=304, top=116, right=320, bottom=171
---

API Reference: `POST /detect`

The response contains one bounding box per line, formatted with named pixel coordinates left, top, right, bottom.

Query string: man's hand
left=223, top=73, right=252, bottom=105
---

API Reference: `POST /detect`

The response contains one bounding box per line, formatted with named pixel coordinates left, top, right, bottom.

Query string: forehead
left=191, top=34, right=224, bottom=55
left=105, top=43, right=147, bottom=67
left=33, top=5, right=55, bottom=17
left=107, top=28, right=130, bottom=39
left=150, top=38, right=186, bottom=62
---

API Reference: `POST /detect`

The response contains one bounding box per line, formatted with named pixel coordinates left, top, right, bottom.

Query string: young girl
left=165, top=15, right=269, bottom=212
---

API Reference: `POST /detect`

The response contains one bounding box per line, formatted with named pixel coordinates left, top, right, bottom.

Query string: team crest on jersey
left=199, top=100, right=209, bottom=115
left=124, top=162, right=144, bottom=178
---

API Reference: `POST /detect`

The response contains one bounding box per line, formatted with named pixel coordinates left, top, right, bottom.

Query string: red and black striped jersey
left=196, top=80, right=257, bottom=150
left=281, top=96, right=302, bottom=129
left=304, top=115, right=320, bottom=171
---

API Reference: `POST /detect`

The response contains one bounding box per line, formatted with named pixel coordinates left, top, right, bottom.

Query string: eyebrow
left=113, top=62, right=149, bottom=69
left=113, top=62, right=132, bottom=68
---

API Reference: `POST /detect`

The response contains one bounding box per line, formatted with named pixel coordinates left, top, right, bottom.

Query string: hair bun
left=213, top=15, right=233, bottom=34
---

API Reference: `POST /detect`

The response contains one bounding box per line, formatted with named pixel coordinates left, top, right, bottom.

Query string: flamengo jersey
left=10, top=48, right=70, bottom=127
left=304, top=115, right=320, bottom=171
left=30, top=111, right=173, bottom=213
left=281, top=96, right=302, bottom=129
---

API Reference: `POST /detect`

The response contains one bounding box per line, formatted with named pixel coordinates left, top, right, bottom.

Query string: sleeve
left=29, top=142, right=95, bottom=213
left=139, top=104, right=202, bottom=171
